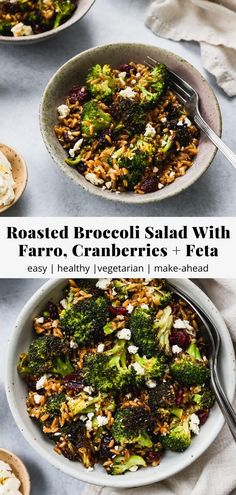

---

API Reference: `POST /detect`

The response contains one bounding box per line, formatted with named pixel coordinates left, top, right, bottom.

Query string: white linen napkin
left=83, top=279, right=236, bottom=495
left=145, top=0, right=236, bottom=97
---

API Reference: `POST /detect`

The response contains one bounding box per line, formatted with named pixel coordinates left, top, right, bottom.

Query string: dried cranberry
left=63, top=372, right=84, bottom=392
left=98, top=130, right=113, bottom=150
left=176, top=128, right=191, bottom=147
left=169, top=330, right=190, bottom=349
left=100, top=436, right=113, bottom=460
left=140, top=177, right=159, bottom=193
left=47, top=301, right=59, bottom=320
left=175, top=388, right=184, bottom=406
left=196, top=409, right=209, bottom=425
left=117, top=64, right=137, bottom=75
left=109, top=306, right=127, bottom=317
left=146, top=451, right=161, bottom=463
left=69, top=86, right=90, bottom=104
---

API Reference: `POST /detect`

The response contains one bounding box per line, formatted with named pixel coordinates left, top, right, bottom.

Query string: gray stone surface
left=1, top=0, right=236, bottom=218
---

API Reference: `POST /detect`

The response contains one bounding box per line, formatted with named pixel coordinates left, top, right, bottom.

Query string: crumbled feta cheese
left=97, top=343, right=105, bottom=353
left=118, top=71, right=127, bottom=79
left=125, top=393, right=132, bottom=399
left=52, top=320, right=58, bottom=328
left=87, top=466, right=94, bottom=472
left=34, top=394, right=43, bottom=405
left=97, top=415, right=108, bottom=427
left=70, top=340, right=78, bottom=349
left=80, top=415, right=87, bottom=422
left=87, top=412, right=94, bottom=420
left=153, top=166, right=159, bottom=173
left=36, top=375, right=47, bottom=390
left=129, top=465, right=139, bottom=472
left=85, top=419, right=93, bottom=432
left=0, top=460, right=21, bottom=494
left=177, top=117, right=191, bottom=127
left=128, top=345, right=139, bottom=354
left=146, top=379, right=157, bottom=388
left=172, top=344, right=183, bottom=354
left=140, top=303, right=149, bottom=310
left=60, top=298, right=68, bottom=309
left=11, top=22, right=33, bottom=37
left=35, top=317, right=44, bottom=324
left=174, top=319, right=193, bottom=331
left=68, top=138, right=83, bottom=158
left=116, top=315, right=125, bottom=321
left=144, top=123, right=156, bottom=138
left=105, top=181, right=112, bottom=189
left=131, top=362, right=145, bottom=375
left=169, top=171, right=175, bottom=178
left=116, top=328, right=131, bottom=340
left=158, top=183, right=164, bottom=189
left=127, top=304, right=134, bottom=314
left=57, top=104, right=70, bottom=118
left=96, top=279, right=111, bottom=290
left=119, top=87, right=136, bottom=99
left=84, top=386, right=94, bottom=395
left=161, top=117, right=167, bottom=123
left=136, top=72, right=141, bottom=78
left=0, top=151, right=16, bottom=207
left=85, top=172, right=104, bottom=186
left=189, top=413, right=200, bottom=435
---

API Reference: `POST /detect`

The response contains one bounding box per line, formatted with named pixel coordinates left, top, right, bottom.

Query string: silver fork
left=145, top=56, right=236, bottom=169
left=166, top=280, right=236, bottom=442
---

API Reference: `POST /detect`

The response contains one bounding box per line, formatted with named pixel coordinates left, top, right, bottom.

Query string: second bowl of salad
left=40, top=43, right=221, bottom=204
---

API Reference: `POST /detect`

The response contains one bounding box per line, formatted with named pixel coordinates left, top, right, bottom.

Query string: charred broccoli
left=139, top=63, right=167, bottom=107
left=148, top=381, right=176, bottom=410
left=54, top=0, right=77, bottom=29
left=134, top=354, right=166, bottom=383
left=112, top=406, right=153, bottom=447
left=193, top=387, right=215, bottom=409
left=46, top=393, right=66, bottom=415
left=86, top=64, right=116, bottom=100
left=111, top=99, right=146, bottom=135
left=129, top=306, right=157, bottom=357
left=161, top=417, right=191, bottom=452
left=109, top=454, right=146, bottom=475
left=170, top=342, right=210, bottom=386
left=81, top=100, right=112, bottom=137
left=117, top=152, right=149, bottom=190
left=68, top=391, right=110, bottom=416
left=60, top=295, right=109, bottom=346
left=83, top=340, right=133, bottom=392
left=59, top=420, right=95, bottom=467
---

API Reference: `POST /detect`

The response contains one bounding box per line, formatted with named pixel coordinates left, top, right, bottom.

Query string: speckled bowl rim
left=0, top=0, right=95, bottom=44
left=5, top=278, right=235, bottom=488
left=40, top=42, right=222, bottom=205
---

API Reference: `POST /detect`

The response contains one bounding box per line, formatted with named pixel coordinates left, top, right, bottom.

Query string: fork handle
left=210, top=371, right=236, bottom=442
left=194, top=112, right=236, bottom=169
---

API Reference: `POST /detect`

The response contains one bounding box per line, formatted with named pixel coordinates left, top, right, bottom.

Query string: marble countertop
left=1, top=0, right=236, bottom=218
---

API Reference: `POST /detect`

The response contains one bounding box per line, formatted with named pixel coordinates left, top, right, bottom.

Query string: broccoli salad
left=18, top=279, right=214, bottom=475
left=54, top=62, right=200, bottom=193
left=0, top=0, right=78, bottom=36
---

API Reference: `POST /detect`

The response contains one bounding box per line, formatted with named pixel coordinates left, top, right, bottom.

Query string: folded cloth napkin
left=83, top=279, right=236, bottom=495
left=145, top=0, right=236, bottom=96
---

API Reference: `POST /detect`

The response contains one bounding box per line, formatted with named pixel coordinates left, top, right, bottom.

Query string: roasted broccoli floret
left=134, top=354, right=166, bottom=384
left=60, top=295, right=109, bottom=346
left=139, top=63, right=167, bottom=107
left=129, top=306, right=157, bottom=357
left=83, top=340, right=133, bottom=392
left=54, top=0, right=77, bottom=29
left=109, top=454, right=146, bottom=475
left=193, top=387, right=215, bottom=409
left=68, top=391, right=109, bottom=416
left=111, top=99, right=146, bottom=135
left=161, top=417, right=191, bottom=452
left=59, top=420, right=95, bottom=467
left=86, top=64, right=116, bottom=100
left=46, top=393, right=66, bottom=415
left=81, top=100, right=112, bottom=137
left=117, top=152, right=149, bottom=190
left=153, top=306, right=174, bottom=356
left=111, top=280, right=135, bottom=301
left=170, top=342, right=210, bottom=386
left=159, top=134, right=174, bottom=154
left=0, top=21, right=13, bottom=36
left=148, top=381, right=176, bottom=410
left=112, top=406, right=153, bottom=447
left=17, top=336, right=73, bottom=377
left=151, top=287, right=173, bottom=307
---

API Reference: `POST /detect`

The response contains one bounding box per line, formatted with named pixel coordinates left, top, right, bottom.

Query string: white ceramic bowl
left=40, top=43, right=222, bottom=204
left=0, top=0, right=95, bottom=44
left=6, top=279, right=235, bottom=488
